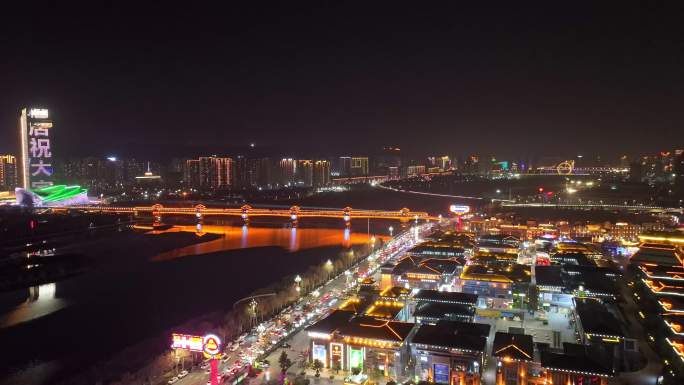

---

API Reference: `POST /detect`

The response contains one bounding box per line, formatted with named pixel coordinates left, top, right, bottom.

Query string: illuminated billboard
left=449, top=205, right=470, bottom=215
left=171, top=333, right=222, bottom=358
left=312, top=343, right=327, bottom=366
left=172, top=333, right=204, bottom=352
left=349, top=347, right=363, bottom=369
left=19, top=107, right=54, bottom=189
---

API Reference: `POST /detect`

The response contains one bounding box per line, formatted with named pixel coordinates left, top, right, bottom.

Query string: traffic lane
left=173, top=226, right=429, bottom=385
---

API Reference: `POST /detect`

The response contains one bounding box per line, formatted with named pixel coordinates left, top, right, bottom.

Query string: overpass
left=59, top=204, right=437, bottom=222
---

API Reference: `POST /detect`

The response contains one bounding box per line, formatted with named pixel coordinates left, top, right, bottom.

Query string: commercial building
left=411, top=290, right=477, bottom=324
left=631, top=232, right=684, bottom=266
left=411, top=321, right=488, bottom=385
left=19, top=107, right=54, bottom=189
left=540, top=344, right=613, bottom=385
left=387, top=255, right=464, bottom=291
left=492, top=332, right=535, bottom=385
left=458, top=264, right=531, bottom=309
left=306, top=311, right=415, bottom=378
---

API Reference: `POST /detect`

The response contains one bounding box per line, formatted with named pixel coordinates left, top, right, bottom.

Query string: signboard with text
left=171, top=333, right=204, bottom=352
left=20, top=108, right=54, bottom=189
left=171, top=333, right=222, bottom=357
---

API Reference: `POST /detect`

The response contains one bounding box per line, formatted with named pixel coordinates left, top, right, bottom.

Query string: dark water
left=0, top=222, right=378, bottom=384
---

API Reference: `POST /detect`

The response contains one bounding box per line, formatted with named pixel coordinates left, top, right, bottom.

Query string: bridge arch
left=194, top=204, right=206, bottom=212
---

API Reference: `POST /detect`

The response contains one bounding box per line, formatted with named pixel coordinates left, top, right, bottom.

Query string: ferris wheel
left=556, top=160, right=575, bottom=175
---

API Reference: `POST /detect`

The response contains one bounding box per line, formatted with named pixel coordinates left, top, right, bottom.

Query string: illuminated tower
left=0, top=155, right=18, bottom=190
left=19, top=108, right=54, bottom=189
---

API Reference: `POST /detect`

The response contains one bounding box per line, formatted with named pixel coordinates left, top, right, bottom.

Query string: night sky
left=1, top=2, right=683, bottom=159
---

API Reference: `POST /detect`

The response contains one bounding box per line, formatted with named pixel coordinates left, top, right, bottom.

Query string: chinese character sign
left=25, top=114, right=54, bottom=190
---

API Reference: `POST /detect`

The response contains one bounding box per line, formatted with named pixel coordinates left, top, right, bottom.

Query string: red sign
left=203, top=334, right=222, bottom=357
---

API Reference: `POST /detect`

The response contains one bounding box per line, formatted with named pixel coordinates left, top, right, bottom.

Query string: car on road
left=178, top=370, right=189, bottom=378
left=168, top=376, right=179, bottom=384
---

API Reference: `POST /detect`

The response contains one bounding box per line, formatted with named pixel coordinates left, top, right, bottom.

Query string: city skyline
left=1, top=3, right=683, bottom=158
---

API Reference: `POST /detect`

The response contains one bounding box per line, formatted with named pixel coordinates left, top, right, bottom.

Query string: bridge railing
left=64, top=205, right=434, bottom=219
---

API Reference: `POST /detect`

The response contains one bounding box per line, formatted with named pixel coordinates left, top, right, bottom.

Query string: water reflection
left=0, top=283, right=65, bottom=328
left=152, top=225, right=382, bottom=261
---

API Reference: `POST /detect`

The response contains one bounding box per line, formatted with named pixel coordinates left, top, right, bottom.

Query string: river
left=0, top=220, right=387, bottom=385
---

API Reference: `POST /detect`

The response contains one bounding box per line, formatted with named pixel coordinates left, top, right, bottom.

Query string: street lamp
left=294, top=275, right=302, bottom=294
left=325, top=259, right=333, bottom=280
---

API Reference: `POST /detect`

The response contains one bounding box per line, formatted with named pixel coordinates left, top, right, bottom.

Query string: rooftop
left=535, top=266, right=564, bottom=288
left=541, top=343, right=613, bottom=377
left=411, top=322, right=487, bottom=353
left=550, top=252, right=596, bottom=266
left=338, top=316, right=415, bottom=343
left=364, top=300, right=404, bottom=319
left=575, top=298, right=625, bottom=339
left=379, top=286, right=411, bottom=299
left=413, top=301, right=475, bottom=321
left=640, top=277, right=684, bottom=297
left=637, top=264, right=684, bottom=281
left=492, top=332, right=534, bottom=362
left=338, top=297, right=373, bottom=314
left=631, top=243, right=683, bottom=267
left=460, top=263, right=531, bottom=283
left=306, top=310, right=355, bottom=336
left=413, top=289, right=478, bottom=306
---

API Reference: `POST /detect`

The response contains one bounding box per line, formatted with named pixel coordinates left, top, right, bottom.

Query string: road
left=170, top=222, right=436, bottom=385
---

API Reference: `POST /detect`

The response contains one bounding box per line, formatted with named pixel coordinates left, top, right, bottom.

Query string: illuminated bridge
left=500, top=202, right=681, bottom=213
left=60, top=204, right=437, bottom=222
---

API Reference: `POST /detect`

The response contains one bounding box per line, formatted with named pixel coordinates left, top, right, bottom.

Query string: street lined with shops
left=174, top=222, right=435, bottom=385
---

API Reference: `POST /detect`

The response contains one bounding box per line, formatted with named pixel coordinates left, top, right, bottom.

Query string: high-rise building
left=675, top=151, right=684, bottom=198
left=19, top=107, right=54, bottom=189
left=198, top=156, right=232, bottom=189
left=255, top=158, right=274, bottom=188
left=313, top=160, right=331, bottom=187
left=0, top=155, right=18, bottom=190
left=337, top=157, right=352, bottom=177
left=233, top=156, right=249, bottom=189
left=629, top=161, right=643, bottom=183
left=296, top=160, right=313, bottom=187
left=280, top=158, right=297, bottom=186
left=184, top=159, right=200, bottom=188
left=350, top=157, right=369, bottom=177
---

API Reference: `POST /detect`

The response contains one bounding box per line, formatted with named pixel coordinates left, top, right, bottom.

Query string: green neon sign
left=349, top=348, right=363, bottom=369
